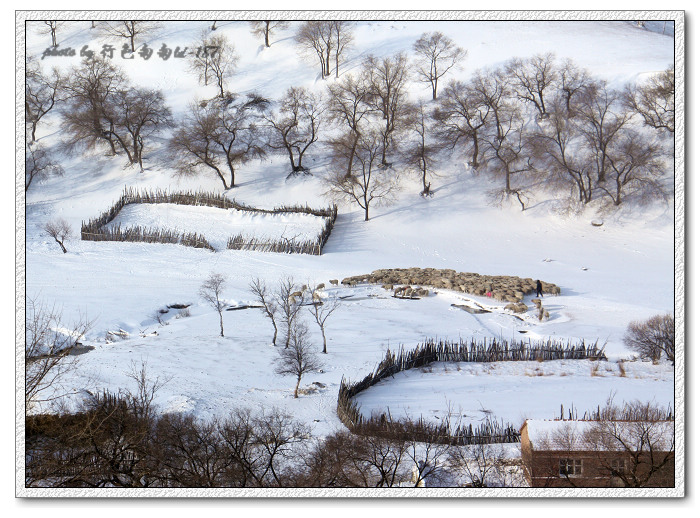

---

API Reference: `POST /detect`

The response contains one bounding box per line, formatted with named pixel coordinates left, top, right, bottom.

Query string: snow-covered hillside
left=24, top=19, right=675, bottom=438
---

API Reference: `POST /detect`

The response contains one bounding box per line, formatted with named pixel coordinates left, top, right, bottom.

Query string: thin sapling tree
left=43, top=218, right=72, bottom=253
left=308, top=287, right=340, bottom=354
left=200, top=273, right=227, bottom=337
left=249, top=278, right=279, bottom=346
left=274, top=322, right=322, bottom=398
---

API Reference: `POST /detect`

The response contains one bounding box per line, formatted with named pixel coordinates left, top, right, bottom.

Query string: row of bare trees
left=197, top=274, right=336, bottom=398
left=28, top=21, right=673, bottom=216
left=431, top=54, right=673, bottom=210
left=26, top=389, right=523, bottom=488
left=28, top=390, right=672, bottom=488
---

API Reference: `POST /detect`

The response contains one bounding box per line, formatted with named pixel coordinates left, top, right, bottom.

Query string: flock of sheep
left=335, top=267, right=560, bottom=318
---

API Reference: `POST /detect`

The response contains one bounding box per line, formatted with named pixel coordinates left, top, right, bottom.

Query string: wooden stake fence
left=337, top=337, right=606, bottom=445
left=81, top=187, right=338, bottom=255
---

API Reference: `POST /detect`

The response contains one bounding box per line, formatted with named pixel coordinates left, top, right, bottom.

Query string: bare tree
left=623, top=313, right=675, bottom=364
left=433, top=79, right=491, bottom=168
left=412, top=32, right=466, bottom=100
left=599, top=128, right=667, bottom=206
left=447, top=442, right=514, bottom=487
left=217, top=407, right=310, bottom=487
left=482, top=105, right=533, bottom=210
left=326, top=131, right=395, bottom=221
left=365, top=52, right=410, bottom=166
left=200, top=273, right=227, bottom=337
left=124, top=360, right=171, bottom=421
left=330, top=21, right=354, bottom=78
left=43, top=218, right=72, bottom=253
left=532, top=101, right=595, bottom=205
left=112, top=87, right=172, bottom=170
left=308, top=287, right=340, bottom=354
left=249, top=278, right=279, bottom=346
left=360, top=434, right=410, bottom=487
left=26, top=57, right=65, bottom=143
left=155, top=413, right=229, bottom=487
left=38, top=21, right=63, bottom=47
left=169, top=94, right=268, bottom=189
left=275, top=322, right=322, bottom=398
left=558, top=58, right=593, bottom=116
left=25, top=296, right=92, bottom=410
left=581, top=401, right=675, bottom=487
left=574, top=80, right=632, bottom=185
left=26, top=142, right=64, bottom=191
left=264, top=86, right=324, bottom=176
left=299, top=430, right=364, bottom=487
left=61, top=57, right=128, bottom=156
left=295, top=21, right=334, bottom=78
left=249, top=21, right=290, bottom=48
left=405, top=433, right=451, bottom=487
left=101, top=21, right=161, bottom=53
left=624, top=66, right=674, bottom=134
left=405, top=100, right=439, bottom=196
left=189, top=32, right=238, bottom=97
left=60, top=58, right=169, bottom=169
left=506, top=53, right=558, bottom=118
left=209, top=35, right=238, bottom=98
left=274, top=277, right=305, bottom=349
left=326, top=73, right=373, bottom=178
left=189, top=29, right=216, bottom=87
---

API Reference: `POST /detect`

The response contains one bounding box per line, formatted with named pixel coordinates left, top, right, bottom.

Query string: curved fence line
left=337, top=337, right=606, bottom=445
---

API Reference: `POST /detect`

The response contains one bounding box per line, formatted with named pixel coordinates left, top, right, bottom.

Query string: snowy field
left=24, top=19, right=676, bottom=442
left=104, top=202, right=330, bottom=250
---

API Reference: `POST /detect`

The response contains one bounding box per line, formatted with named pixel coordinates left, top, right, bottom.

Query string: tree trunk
left=264, top=22, right=270, bottom=47
left=471, top=133, right=479, bottom=167
left=294, top=376, right=301, bottom=398
left=285, top=145, right=296, bottom=173
left=218, top=77, right=225, bottom=98
left=321, top=328, right=327, bottom=354
left=218, top=310, right=224, bottom=337
left=271, top=321, right=278, bottom=345
left=346, top=132, right=359, bottom=178
left=364, top=204, right=370, bottom=222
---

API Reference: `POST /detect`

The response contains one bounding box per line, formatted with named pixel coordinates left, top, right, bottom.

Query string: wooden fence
left=337, top=337, right=606, bottom=445
left=81, top=187, right=338, bottom=255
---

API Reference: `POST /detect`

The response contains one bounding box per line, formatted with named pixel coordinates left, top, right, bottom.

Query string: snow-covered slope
left=24, top=19, right=675, bottom=434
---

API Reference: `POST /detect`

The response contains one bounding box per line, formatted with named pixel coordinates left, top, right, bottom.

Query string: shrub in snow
left=623, top=313, right=674, bottom=364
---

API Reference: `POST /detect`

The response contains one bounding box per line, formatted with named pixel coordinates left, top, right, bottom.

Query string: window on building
left=610, top=458, right=626, bottom=474
left=559, top=458, right=582, bottom=477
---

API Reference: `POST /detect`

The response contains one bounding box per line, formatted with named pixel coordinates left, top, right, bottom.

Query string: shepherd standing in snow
left=535, top=279, right=544, bottom=297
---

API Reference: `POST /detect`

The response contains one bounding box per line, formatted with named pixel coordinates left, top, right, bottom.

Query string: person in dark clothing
left=535, top=279, right=544, bottom=297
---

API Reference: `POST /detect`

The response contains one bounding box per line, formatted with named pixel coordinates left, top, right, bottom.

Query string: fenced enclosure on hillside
left=337, top=337, right=606, bottom=445
left=81, top=187, right=338, bottom=255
